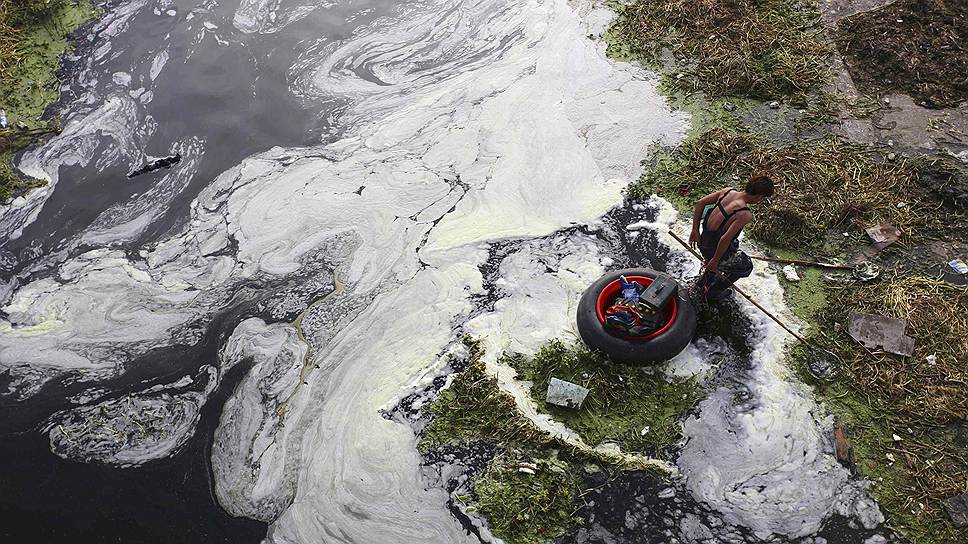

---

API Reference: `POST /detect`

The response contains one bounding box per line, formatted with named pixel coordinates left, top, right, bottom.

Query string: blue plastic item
left=619, top=275, right=642, bottom=303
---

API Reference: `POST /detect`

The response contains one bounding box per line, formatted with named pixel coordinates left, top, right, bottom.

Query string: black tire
left=576, top=268, right=697, bottom=366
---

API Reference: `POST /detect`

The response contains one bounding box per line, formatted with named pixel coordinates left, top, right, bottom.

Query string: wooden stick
left=748, top=254, right=853, bottom=270
left=667, top=230, right=809, bottom=344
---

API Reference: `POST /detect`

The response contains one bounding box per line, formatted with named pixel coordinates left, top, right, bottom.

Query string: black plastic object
left=577, top=268, right=697, bottom=366
left=638, top=274, right=678, bottom=311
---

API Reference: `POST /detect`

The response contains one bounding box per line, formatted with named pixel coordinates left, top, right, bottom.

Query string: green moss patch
left=469, top=449, right=584, bottom=544
left=420, top=340, right=695, bottom=542
left=419, top=348, right=551, bottom=454
left=0, top=0, right=95, bottom=201
left=502, top=340, right=702, bottom=455
left=835, top=0, right=967, bottom=109
left=609, top=0, right=829, bottom=102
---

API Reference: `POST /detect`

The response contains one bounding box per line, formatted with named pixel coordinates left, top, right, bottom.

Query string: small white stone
left=782, top=264, right=800, bottom=282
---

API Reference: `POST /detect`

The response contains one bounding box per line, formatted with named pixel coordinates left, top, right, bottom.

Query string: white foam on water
left=644, top=202, right=885, bottom=540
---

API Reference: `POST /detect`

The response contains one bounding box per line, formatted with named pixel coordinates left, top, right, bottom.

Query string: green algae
left=419, top=340, right=694, bottom=543
left=502, top=340, right=702, bottom=455
left=0, top=0, right=95, bottom=201
left=418, top=352, right=551, bottom=454
left=470, top=449, right=584, bottom=544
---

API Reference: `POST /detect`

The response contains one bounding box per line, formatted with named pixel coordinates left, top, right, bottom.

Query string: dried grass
left=610, top=0, right=829, bottom=102
left=816, top=275, right=968, bottom=542
left=631, top=128, right=964, bottom=251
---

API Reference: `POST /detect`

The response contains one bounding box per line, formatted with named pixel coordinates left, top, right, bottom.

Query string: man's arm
left=690, top=188, right=728, bottom=247
left=705, top=212, right=750, bottom=273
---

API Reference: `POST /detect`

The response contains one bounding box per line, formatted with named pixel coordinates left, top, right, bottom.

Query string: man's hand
left=704, top=257, right=719, bottom=275
left=689, top=228, right=700, bottom=249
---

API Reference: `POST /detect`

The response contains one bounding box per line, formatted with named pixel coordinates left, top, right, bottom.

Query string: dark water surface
left=1, top=1, right=397, bottom=541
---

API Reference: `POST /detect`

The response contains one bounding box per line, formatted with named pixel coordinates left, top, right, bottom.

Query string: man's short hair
left=746, top=174, right=775, bottom=197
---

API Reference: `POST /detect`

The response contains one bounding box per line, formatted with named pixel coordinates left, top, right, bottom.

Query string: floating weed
left=473, top=449, right=584, bottom=544
left=0, top=0, right=95, bottom=201
left=503, top=340, right=702, bottom=456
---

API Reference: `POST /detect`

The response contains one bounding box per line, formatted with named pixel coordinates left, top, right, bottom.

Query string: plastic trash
left=949, top=259, right=968, bottom=274
left=847, top=312, right=915, bottom=357
left=1, top=110, right=6, bottom=129
left=546, top=378, right=589, bottom=410
left=782, top=264, right=800, bottom=282
left=619, top=275, right=642, bottom=303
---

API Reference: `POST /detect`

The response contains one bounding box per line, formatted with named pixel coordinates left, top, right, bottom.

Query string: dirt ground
left=821, top=0, right=968, bottom=160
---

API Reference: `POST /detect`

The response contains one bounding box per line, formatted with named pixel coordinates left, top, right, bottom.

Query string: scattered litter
left=516, top=462, right=537, bottom=475
left=848, top=312, right=915, bottom=357
left=639, top=426, right=651, bottom=436
left=886, top=152, right=896, bottom=161
left=722, top=101, right=736, bottom=112
left=852, top=261, right=881, bottom=281
left=896, top=201, right=906, bottom=208
left=657, top=488, right=676, bottom=499
left=926, top=354, right=937, bottom=366
left=769, top=101, right=780, bottom=109
left=946, top=493, right=968, bottom=527
left=1, top=109, right=6, bottom=129
left=127, top=154, right=182, bottom=178
left=834, top=422, right=853, bottom=468
left=886, top=452, right=896, bottom=463
left=546, top=378, right=589, bottom=409
left=166, top=10, right=177, bottom=17
left=782, top=264, right=800, bottom=282
left=864, top=221, right=901, bottom=249
left=892, top=433, right=902, bottom=442
left=842, top=232, right=850, bottom=237
left=949, top=259, right=968, bottom=274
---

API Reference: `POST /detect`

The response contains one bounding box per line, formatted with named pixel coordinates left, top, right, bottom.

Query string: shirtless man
left=688, top=174, right=775, bottom=301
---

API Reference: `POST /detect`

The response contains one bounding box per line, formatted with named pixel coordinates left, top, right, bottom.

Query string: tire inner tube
left=577, top=268, right=697, bottom=366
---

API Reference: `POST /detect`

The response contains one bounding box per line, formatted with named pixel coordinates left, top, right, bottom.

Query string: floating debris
left=545, top=378, right=589, bottom=410
left=127, top=153, right=182, bottom=178
left=847, top=312, right=915, bottom=357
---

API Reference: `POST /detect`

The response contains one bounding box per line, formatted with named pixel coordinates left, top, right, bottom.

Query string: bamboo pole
left=667, top=230, right=810, bottom=344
